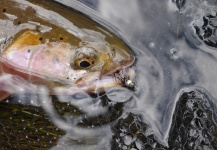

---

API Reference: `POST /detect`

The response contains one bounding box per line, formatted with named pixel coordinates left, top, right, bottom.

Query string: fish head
left=70, top=40, right=135, bottom=80
left=0, top=31, right=135, bottom=92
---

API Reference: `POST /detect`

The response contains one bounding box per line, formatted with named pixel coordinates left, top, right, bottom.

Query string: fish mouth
left=74, top=67, right=136, bottom=92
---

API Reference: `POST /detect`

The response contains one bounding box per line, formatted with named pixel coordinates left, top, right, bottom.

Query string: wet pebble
left=123, top=135, right=133, bottom=145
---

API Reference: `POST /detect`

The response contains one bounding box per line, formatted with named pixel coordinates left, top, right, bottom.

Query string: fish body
left=0, top=0, right=135, bottom=100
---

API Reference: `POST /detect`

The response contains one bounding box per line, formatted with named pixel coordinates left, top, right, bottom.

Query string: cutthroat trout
left=0, top=0, right=135, bottom=100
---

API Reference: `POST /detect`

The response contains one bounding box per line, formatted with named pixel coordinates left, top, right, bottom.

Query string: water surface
left=1, top=0, right=217, bottom=149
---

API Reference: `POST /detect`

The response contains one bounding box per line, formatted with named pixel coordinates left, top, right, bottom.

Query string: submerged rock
left=111, top=89, right=217, bottom=149
left=168, top=90, right=217, bottom=149
left=194, top=13, right=217, bottom=48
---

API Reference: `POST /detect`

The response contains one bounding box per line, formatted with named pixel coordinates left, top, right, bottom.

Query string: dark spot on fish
left=27, top=49, right=31, bottom=53
left=80, top=60, right=91, bottom=68
left=92, top=61, right=94, bottom=64
left=17, top=21, right=21, bottom=25
left=66, top=77, right=69, bottom=79
left=112, top=48, right=116, bottom=57
left=3, top=9, right=6, bottom=12
left=74, top=78, right=76, bottom=80
left=39, top=37, right=43, bottom=41
left=107, top=53, right=111, bottom=58
left=46, top=50, right=50, bottom=55
left=60, top=37, right=64, bottom=40
left=53, top=56, right=59, bottom=63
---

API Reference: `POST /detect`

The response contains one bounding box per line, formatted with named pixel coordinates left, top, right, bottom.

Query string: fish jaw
left=54, top=67, right=135, bottom=95
left=74, top=67, right=136, bottom=92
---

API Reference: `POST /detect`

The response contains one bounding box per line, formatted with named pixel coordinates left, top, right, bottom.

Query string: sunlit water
left=0, top=0, right=217, bottom=149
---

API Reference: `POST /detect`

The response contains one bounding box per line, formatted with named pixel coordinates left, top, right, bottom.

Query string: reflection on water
left=0, top=0, right=217, bottom=149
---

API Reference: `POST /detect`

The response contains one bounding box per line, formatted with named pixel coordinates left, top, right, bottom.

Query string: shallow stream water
left=75, top=0, right=217, bottom=146
left=1, top=0, right=217, bottom=149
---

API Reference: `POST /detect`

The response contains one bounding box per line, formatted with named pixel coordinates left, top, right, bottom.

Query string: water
left=0, top=0, right=217, bottom=149
left=88, top=0, right=217, bottom=144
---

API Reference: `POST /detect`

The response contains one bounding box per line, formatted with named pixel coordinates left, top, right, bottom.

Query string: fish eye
left=70, top=47, right=99, bottom=70
left=73, top=57, right=94, bottom=69
left=80, top=60, right=91, bottom=68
